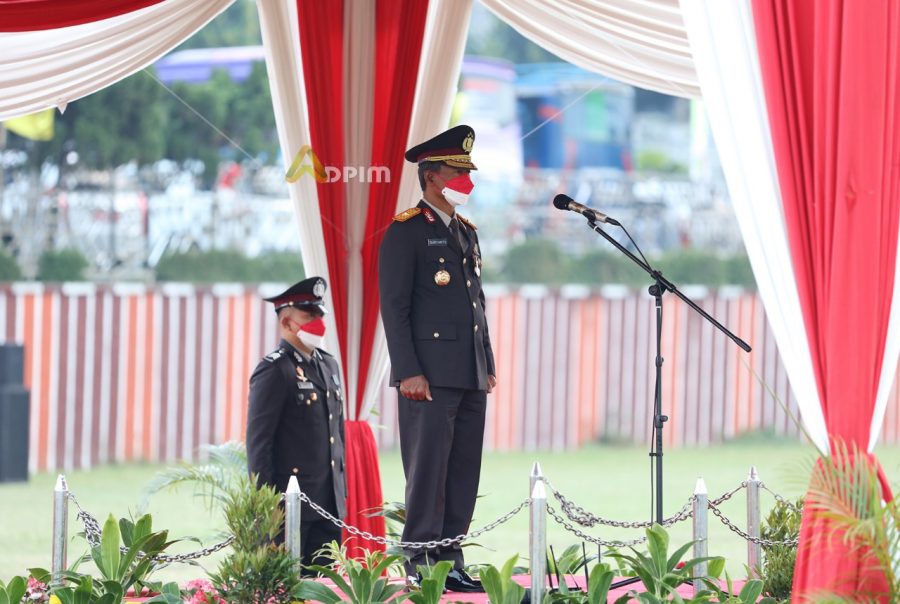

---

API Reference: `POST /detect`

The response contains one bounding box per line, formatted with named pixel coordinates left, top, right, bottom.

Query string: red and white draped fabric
left=256, top=0, right=472, bottom=551
left=682, top=0, right=900, bottom=598
left=0, top=0, right=233, bottom=119
left=480, top=0, right=700, bottom=97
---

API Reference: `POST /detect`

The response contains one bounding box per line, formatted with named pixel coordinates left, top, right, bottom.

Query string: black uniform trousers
left=398, top=385, right=487, bottom=574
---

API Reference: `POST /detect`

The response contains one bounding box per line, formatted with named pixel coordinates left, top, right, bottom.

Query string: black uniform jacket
left=378, top=200, right=496, bottom=391
left=246, top=340, right=347, bottom=519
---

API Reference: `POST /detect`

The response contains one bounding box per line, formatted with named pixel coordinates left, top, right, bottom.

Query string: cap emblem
left=462, top=132, right=474, bottom=153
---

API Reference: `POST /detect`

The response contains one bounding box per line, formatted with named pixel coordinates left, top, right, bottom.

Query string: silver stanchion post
left=747, top=466, right=762, bottom=579
left=530, top=478, right=547, bottom=604
left=530, top=461, right=543, bottom=496
left=692, top=477, right=708, bottom=595
left=285, top=476, right=302, bottom=561
left=52, top=474, right=68, bottom=585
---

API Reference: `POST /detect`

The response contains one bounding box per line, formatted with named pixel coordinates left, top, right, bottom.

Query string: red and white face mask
left=295, top=317, right=326, bottom=350
left=437, top=173, right=475, bottom=207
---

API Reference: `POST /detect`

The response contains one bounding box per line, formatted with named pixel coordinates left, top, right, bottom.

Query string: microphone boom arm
left=585, top=218, right=751, bottom=353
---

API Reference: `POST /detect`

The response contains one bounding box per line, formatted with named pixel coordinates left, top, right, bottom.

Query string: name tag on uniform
left=297, top=381, right=315, bottom=390
left=427, top=238, right=448, bottom=247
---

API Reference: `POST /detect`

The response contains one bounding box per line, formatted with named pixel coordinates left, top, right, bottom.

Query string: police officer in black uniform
left=246, top=277, right=346, bottom=573
left=378, top=125, right=496, bottom=593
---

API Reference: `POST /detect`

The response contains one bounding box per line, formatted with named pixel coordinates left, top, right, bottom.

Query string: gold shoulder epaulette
left=393, top=207, right=422, bottom=222
left=457, top=214, right=477, bottom=230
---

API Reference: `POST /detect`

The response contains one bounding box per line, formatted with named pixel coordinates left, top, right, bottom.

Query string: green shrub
left=0, top=250, right=21, bottom=281
left=501, top=239, right=571, bottom=284
left=497, top=241, right=756, bottom=289
left=147, top=443, right=302, bottom=604
left=479, top=555, right=526, bottom=604
left=569, top=249, right=647, bottom=287
left=38, top=514, right=181, bottom=604
left=155, top=250, right=303, bottom=283
left=249, top=252, right=304, bottom=282
left=760, top=498, right=802, bottom=599
left=37, top=248, right=89, bottom=281
left=653, top=249, right=727, bottom=287
left=724, top=254, right=756, bottom=289
left=295, top=542, right=407, bottom=604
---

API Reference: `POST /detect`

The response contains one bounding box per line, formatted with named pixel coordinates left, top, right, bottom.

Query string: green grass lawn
left=5, top=437, right=900, bottom=583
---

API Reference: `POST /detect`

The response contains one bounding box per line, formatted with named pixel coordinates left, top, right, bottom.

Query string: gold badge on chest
left=434, top=269, right=451, bottom=286
left=296, top=366, right=308, bottom=382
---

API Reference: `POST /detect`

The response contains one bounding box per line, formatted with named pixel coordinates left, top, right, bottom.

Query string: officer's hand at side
left=487, top=374, right=497, bottom=394
left=400, top=375, right=433, bottom=401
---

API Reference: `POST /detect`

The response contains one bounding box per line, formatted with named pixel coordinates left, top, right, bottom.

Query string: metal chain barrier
left=709, top=481, right=747, bottom=506
left=706, top=481, right=800, bottom=547
left=760, top=483, right=802, bottom=513
left=546, top=479, right=694, bottom=530
left=66, top=477, right=800, bottom=558
left=708, top=500, right=799, bottom=547
left=546, top=505, right=650, bottom=547
left=298, top=490, right=530, bottom=549
left=68, top=491, right=235, bottom=563
left=544, top=479, right=800, bottom=549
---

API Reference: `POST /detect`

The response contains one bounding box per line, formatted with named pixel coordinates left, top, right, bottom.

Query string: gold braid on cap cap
left=422, top=154, right=471, bottom=162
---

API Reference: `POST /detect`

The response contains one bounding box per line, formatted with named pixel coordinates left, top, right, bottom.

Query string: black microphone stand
left=579, top=215, right=751, bottom=590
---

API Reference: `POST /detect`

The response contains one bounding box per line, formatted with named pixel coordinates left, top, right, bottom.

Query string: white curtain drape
left=359, top=0, right=475, bottom=419
left=679, top=0, right=830, bottom=452
left=480, top=0, right=699, bottom=98
left=0, top=0, right=233, bottom=120
left=255, top=0, right=342, bottom=361
left=343, top=0, right=377, bottom=417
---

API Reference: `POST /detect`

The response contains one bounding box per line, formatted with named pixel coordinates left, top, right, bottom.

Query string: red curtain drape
left=753, top=0, right=900, bottom=598
left=0, top=0, right=163, bottom=31
left=342, top=421, right=385, bottom=557
left=346, top=0, right=429, bottom=554
left=297, top=0, right=349, bottom=372
left=357, top=0, right=429, bottom=414
left=297, top=0, right=430, bottom=555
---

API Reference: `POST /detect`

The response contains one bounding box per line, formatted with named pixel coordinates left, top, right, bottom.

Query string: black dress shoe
left=444, top=568, right=485, bottom=593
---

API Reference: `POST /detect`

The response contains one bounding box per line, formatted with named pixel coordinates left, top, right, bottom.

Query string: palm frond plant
left=146, top=441, right=303, bottom=604
left=800, top=439, right=899, bottom=601
left=143, top=441, right=249, bottom=510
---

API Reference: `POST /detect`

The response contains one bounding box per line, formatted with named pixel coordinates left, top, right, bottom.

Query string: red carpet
left=317, top=574, right=743, bottom=603
left=430, top=574, right=743, bottom=603
left=125, top=574, right=744, bottom=603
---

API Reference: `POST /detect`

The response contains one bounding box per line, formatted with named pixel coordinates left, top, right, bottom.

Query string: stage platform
left=426, top=574, right=742, bottom=603
left=125, top=574, right=744, bottom=603
left=306, top=574, right=743, bottom=603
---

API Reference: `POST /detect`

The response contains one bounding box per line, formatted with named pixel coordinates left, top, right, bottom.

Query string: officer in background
left=246, top=276, right=346, bottom=572
left=378, top=125, right=496, bottom=593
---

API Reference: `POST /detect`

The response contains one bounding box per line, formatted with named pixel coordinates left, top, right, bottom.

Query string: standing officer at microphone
left=378, top=125, right=496, bottom=593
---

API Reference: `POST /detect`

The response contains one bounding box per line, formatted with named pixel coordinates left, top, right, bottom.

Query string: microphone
left=552, top=194, right=620, bottom=225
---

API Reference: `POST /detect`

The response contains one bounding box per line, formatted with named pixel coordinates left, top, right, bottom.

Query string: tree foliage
left=155, top=250, right=303, bottom=283
left=7, top=65, right=277, bottom=183
left=497, top=238, right=757, bottom=289
left=164, top=63, right=277, bottom=184
left=466, top=4, right=563, bottom=64
left=37, top=248, right=89, bottom=281
left=0, top=251, right=22, bottom=281
left=176, top=0, right=261, bottom=50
